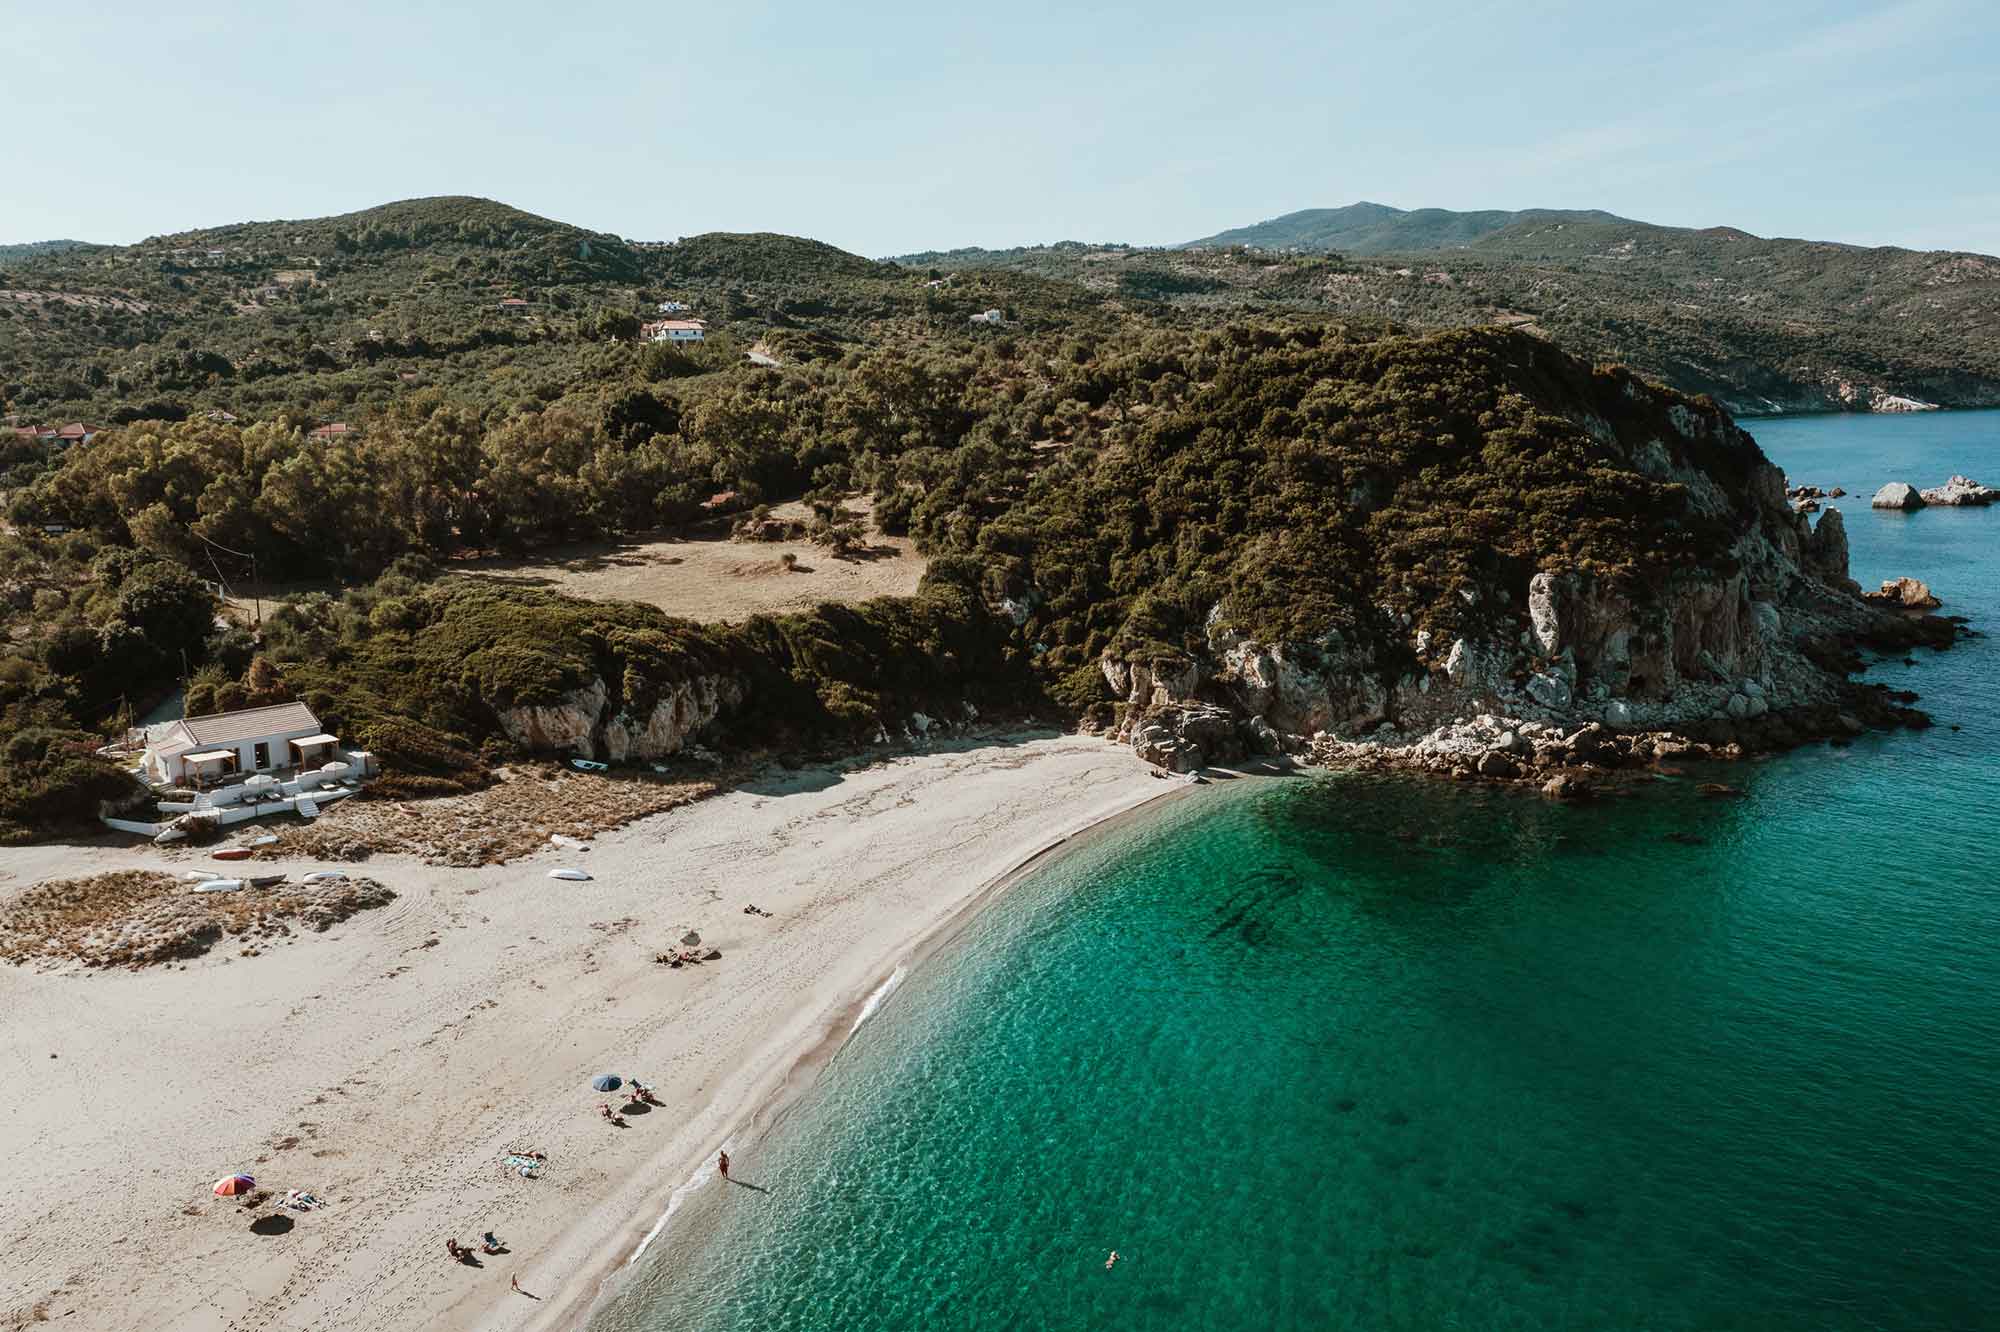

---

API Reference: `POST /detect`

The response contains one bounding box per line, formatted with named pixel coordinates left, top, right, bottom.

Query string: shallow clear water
left=595, top=410, right=2000, bottom=1332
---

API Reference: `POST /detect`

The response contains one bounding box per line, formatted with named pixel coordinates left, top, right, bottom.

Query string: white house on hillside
left=644, top=318, right=706, bottom=343
left=969, top=309, right=1003, bottom=325
left=656, top=300, right=690, bottom=313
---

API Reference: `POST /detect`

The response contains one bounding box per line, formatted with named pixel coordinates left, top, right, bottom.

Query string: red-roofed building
left=55, top=423, right=96, bottom=445
left=498, top=297, right=531, bottom=312
left=643, top=318, right=705, bottom=344
left=308, top=422, right=359, bottom=440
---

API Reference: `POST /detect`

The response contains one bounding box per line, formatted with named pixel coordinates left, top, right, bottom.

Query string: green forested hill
left=0, top=197, right=1147, bottom=432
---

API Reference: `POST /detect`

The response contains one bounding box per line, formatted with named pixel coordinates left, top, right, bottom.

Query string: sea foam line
left=628, top=1157, right=718, bottom=1265
left=849, top=965, right=906, bottom=1038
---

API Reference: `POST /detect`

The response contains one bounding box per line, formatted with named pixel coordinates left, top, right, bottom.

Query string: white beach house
left=142, top=701, right=345, bottom=788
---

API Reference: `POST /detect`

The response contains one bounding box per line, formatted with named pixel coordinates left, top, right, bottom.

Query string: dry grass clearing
left=0, top=871, right=394, bottom=970
left=259, top=765, right=723, bottom=867
left=447, top=500, right=924, bottom=623
left=222, top=522, right=925, bottom=628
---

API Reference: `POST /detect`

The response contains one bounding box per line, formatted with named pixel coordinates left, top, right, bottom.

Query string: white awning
left=184, top=749, right=236, bottom=763
left=290, top=734, right=341, bottom=747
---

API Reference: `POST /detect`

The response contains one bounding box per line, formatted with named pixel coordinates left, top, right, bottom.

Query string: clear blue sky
left=7, top=0, right=1996, bottom=255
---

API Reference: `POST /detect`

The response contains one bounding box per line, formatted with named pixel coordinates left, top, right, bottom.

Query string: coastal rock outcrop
left=1864, top=577, right=1942, bottom=610
left=1919, top=475, right=2000, bottom=506
left=497, top=673, right=743, bottom=761
left=987, top=332, right=1966, bottom=788
left=1129, top=704, right=1243, bottom=773
left=1872, top=482, right=1925, bottom=510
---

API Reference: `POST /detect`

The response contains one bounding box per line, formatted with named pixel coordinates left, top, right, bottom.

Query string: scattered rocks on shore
left=1872, top=482, right=1925, bottom=510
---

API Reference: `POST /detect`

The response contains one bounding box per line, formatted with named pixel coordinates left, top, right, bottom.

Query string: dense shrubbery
left=0, top=704, right=141, bottom=843
left=900, top=324, right=1755, bottom=692
left=238, top=561, right=1031, bottom=790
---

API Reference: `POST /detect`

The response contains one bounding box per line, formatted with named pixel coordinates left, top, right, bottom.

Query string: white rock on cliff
left=498, top=677, right=610, bottom=755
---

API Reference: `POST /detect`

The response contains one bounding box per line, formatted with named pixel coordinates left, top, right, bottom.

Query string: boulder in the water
left=1919, top=475, right=2000, bottom=506
left=1863, top=577, right=1941, bottom=609
left=1871, top=482, right=1925, bottom=510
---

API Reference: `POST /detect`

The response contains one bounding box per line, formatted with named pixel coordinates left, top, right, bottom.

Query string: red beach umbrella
left=213, top=1174, right=256, bottom=1197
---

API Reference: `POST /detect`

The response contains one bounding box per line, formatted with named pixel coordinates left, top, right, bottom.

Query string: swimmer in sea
left=1105, top=1250, right=1119, bottom=1270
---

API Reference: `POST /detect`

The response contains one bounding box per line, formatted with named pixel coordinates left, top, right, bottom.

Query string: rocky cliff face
left=496, top=674, right=744, bottom=761
left=1089, top=387, right=1956, bottom=776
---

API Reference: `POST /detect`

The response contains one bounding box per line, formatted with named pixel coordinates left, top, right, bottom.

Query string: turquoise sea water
left=596, top=411, right=2000, bottom=1332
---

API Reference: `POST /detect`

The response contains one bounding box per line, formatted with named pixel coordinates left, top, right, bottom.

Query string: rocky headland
left=1044, top=338, right=1970, bottom=796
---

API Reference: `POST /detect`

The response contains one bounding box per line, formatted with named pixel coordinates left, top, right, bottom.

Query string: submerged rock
left=1541, top=773, right=1591, bottom=801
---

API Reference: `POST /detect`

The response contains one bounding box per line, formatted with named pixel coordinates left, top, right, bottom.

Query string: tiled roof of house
left=173, top=701, right=322, bottom=747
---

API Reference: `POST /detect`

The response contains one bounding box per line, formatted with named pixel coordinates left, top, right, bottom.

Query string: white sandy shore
left=0, top=733, right=1170, bottom=1332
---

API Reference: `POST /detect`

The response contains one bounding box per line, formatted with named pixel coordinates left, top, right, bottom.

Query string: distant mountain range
left=1177, top=203, right=1634, bottom=253
left=892, top=202, right=2000, bottom=414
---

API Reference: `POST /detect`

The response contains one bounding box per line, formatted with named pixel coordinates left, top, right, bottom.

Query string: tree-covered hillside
left=0, top=240, right=95, bottom=269
left=0, top=196, right=1145, bottom=432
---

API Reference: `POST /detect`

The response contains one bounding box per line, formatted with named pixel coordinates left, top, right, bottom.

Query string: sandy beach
left=0, top=733, right=1168, bottom=1332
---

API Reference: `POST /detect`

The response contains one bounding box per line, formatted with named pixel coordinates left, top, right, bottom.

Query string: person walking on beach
left=718, top=1150, right=731, bottom=1180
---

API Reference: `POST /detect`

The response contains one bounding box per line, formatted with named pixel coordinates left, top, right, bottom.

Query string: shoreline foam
left=0, top=732, right=1184, bottom=1332
left=544, top=759, right=1213, bottom=1332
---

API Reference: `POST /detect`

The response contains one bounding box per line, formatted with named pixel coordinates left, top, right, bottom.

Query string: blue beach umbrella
left=590, top=1074, right=623, bottom=1093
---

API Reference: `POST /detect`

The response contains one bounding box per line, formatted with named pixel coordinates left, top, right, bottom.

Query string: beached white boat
left=190, top=879, right=244, bottom=893
left=547, top=868, right=593, bottom=882
left=571, top=759, right=609, bottom=772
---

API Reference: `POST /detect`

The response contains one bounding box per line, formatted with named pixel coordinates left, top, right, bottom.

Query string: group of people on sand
left=597, top=1080, right=663, bottom=1128
left=444, top=1231, right=538, bottom=1296
left=444, top=1232, right=503, bottom=1262
left=655, top=947, right=712, bottom=968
